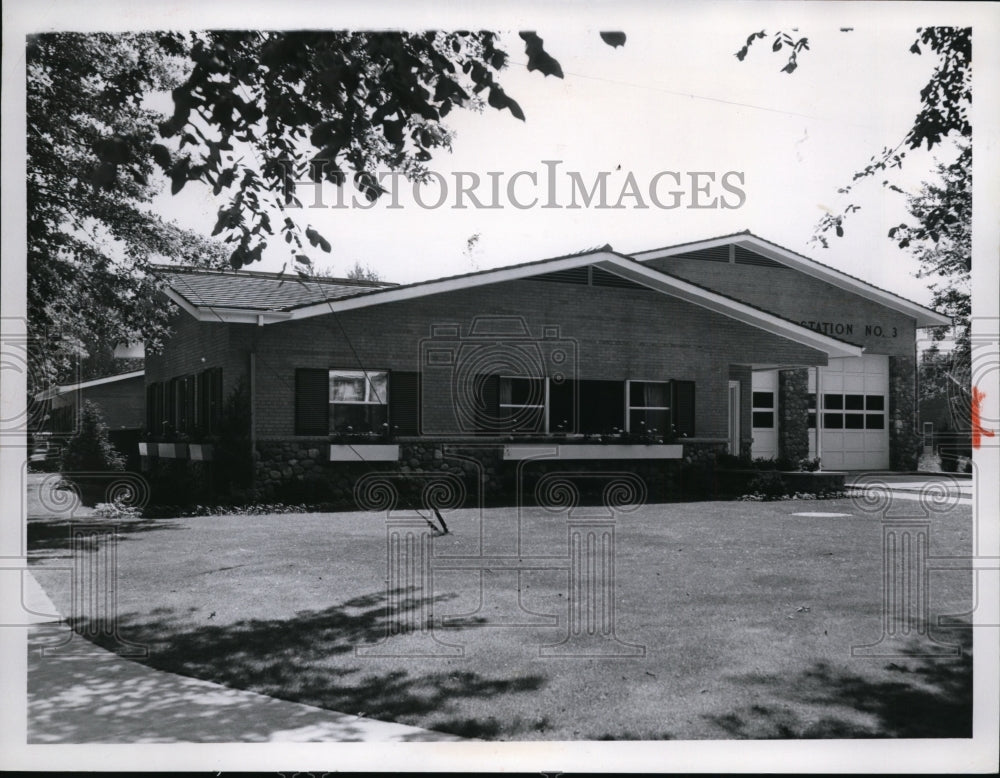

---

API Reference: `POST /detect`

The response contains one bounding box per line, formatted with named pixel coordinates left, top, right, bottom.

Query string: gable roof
left=630, top=230, right=951, bottom=328
left=157, top=247, right=863, bottom=359
left=155, top=266, right=395, bottom=312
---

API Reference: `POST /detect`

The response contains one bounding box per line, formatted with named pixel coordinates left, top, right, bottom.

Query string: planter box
left=188, top=443, right=214, bottom=461
left=155, top=442, right=188, bottom=459
left=503, top=443, right=684, bottom=461
left=329, top=444, right=400, bottom=462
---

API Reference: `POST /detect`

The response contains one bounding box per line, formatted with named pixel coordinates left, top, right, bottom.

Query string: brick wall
left=644, top=254, right=918, bottom=357
left=250, top=277, right=828, bottom=441
left=144, top=309, right=252, bottom=401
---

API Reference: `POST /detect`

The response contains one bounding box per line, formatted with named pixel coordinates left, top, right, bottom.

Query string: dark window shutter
left=549, top=378, right=577, bottom=433
left=167, top=378, right=178, bottom=430
left=672, top=380, right=696, bottom=437
left=153, top=383, right=164, bottom=434
left=388, top=371, right=419, bottom=436
left=295, top=368, right=329, bottom=436
left=184, top=375, right=196, bottom=434
left=210, top=368, right=222, bottom=434
left=198, top=368, right=223, bottom=435
left=579, top=380, right=625, bottom=434
left=146, top=384, right=155, bottom=432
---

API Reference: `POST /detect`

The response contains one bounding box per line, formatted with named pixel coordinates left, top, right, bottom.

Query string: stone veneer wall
left=778, top=368, right=810, bottom=463
left=252, top=439, right=729, bottom=507
left=889, top=355, right=921, bottom=471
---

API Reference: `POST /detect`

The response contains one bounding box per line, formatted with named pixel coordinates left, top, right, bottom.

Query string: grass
left=28, top=492, right=974, bottom=741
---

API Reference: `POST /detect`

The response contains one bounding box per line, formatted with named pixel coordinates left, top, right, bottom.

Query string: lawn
left=27, top=493, right=974, bottom=741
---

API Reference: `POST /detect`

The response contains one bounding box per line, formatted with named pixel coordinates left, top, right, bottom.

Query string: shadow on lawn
left=27, top=518, right=181, bottom=560
left=59, top=587, right=545, bottom=741
left=706, top=627, right=973, bottom=738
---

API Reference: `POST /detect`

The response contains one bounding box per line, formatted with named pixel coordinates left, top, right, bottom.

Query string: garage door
left=808, top=355, right=889, bottom=470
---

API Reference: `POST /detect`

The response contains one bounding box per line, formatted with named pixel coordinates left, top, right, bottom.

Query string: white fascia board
left=595, top=258, right=863, bottom=359
left=632, top=234, right=951, bottom=328
left=54, top=369, right=146, bottom=396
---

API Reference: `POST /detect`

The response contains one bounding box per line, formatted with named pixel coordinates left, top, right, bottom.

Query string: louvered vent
left=533, top=267, right=591, bottom=285
left=591, top=267, right=650, bottom=290
left=674, top=245, right=731, bottom=263
left=734, top=246, right=786, bottom=268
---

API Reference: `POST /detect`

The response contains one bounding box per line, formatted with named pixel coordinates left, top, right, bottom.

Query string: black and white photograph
left=2, top=0, right=998, bottom=773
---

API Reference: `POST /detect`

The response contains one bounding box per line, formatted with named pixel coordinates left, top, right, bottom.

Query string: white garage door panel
left=751, top=370, right=779, bottom=460
left=808, top=355, right=890, bottom=470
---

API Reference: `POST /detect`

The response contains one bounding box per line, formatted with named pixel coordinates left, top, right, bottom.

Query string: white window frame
left=329, top=369, right=388, bottom=406
left=624, top=379, right=671, bottom=434
left=751, top=390, right=776, bottom=429
left=498, top=375, right=549, bottom=432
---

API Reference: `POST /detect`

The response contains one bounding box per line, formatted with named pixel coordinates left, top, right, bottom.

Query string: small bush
left=746, top=470, right=788, bottom=499
left=59, top=401, right=125, bottom=473
left=93, top=497, right=143, bottom=520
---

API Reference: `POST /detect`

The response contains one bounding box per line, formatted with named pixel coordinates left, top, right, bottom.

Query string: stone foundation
left=251, top=438, right=730, bottom=507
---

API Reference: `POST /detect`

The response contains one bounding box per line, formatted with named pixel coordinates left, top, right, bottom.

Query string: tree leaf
left=519, top=31, right=564, bottom=78
left=599, top=32, right=627, bottom=48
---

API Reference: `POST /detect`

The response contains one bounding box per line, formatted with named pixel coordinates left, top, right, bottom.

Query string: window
left=469, top=376, right=694, bottom=438
left=498, top=376, right=546, bottom=431
left=330, top=369, right=388, bottom=433
left=752, top=391, right=775, bottom=429
left=808, top=392, right=886, bottom=430
left=626, top=381, right=670, bottom=435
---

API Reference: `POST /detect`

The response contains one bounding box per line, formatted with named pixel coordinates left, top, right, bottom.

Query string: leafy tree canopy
left=27, top=30, right=616, bottom=388
left=27, top=32, right=228, bottom=386
left=736, top=26, right=970, bottom=248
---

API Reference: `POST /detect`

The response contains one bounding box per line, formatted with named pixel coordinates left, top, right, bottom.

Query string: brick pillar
left=778, top=368, right=809, bottom=463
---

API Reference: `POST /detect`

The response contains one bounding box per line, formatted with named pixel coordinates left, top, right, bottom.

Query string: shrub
left=745, top=470, right=788, bottom=499
left=59, top=401, right=126, bottom=473
left=93, top=497, right=142, bottom=520
left=58, top=402, right=126, bottom=505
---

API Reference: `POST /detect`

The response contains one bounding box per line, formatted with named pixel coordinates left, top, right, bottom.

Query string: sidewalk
left=24, top=571, right=468, bottom=744
left=844, top=471, right=974, bottom=503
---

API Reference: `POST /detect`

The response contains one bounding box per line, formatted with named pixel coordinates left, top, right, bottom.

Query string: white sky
left=138, top=10, right=964, bottom=309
